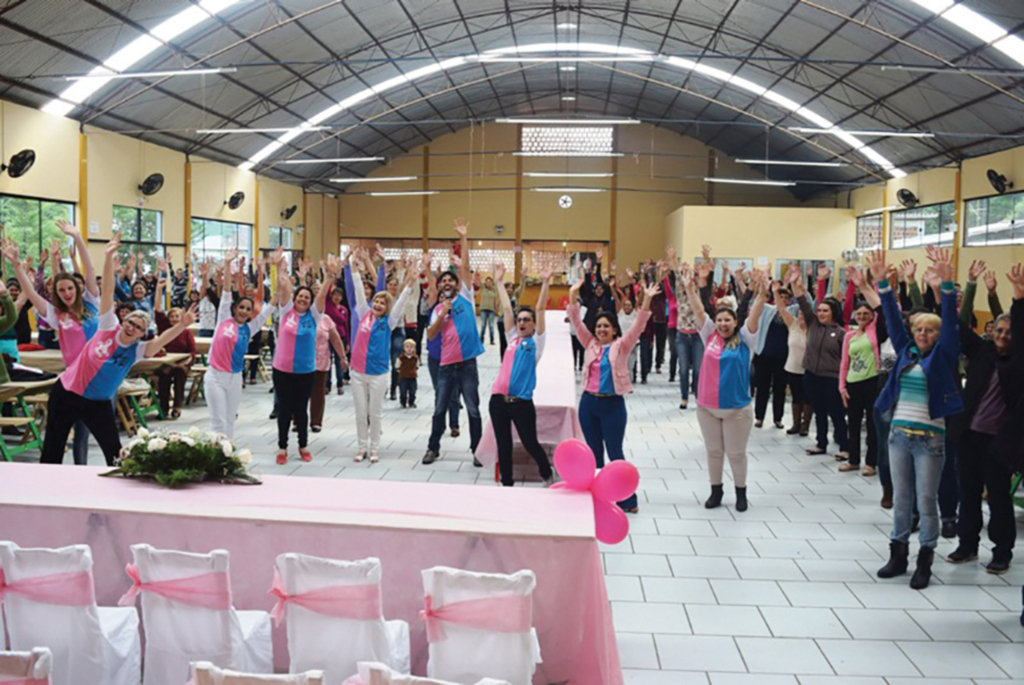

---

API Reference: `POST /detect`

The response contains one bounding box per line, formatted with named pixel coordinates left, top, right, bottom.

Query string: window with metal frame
left=964, top=191, right=1024, bottom=246
left=113, top=205, right=165, bottom=271
left=889, top=202, right=955, bottom=249
left=856, top=214, right=883, bottom=252
left=0, top=193, right=75, bottom=264
left=190, top=217, right=252, bottom=263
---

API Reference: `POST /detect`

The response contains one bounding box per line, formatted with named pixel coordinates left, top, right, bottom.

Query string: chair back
left=191, top=661, right=324, bottom=685
left=0, top=542, right=104, bottom=685
left=274, top=554, right=389, bottom=685
left=420, top=567, right=536, bottom=685
left=342, top=661, right=511, bottom=685
left=128, top=544, right=238, bottom=685
left=0, top=647, right=52, bottom=684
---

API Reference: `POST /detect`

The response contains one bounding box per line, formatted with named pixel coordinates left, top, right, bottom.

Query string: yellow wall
left=0, top=102, right=79, bottom=203
left=255, top=176, right=304, bottom=254
left=304, top=194, right=340, bottom=261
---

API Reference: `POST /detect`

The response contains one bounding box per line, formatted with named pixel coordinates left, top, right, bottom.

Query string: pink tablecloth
left=0, top=462, right=622, bottom=685
left=476, top=313, right=583, bottom=468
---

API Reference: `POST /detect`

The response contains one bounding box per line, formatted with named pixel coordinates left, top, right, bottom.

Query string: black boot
left=877, top=540, right=910, bottom=578
left=705, top=484, right=724, bottom=509
left=910, top=547, right=934, bottom=590
left=735, top=487, right=748, bottom=512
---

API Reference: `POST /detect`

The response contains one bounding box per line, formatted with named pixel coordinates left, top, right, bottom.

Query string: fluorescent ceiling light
left=556, top=23, right=578, bottom=30
left=735, top=159, right=846, bottom=168
left=329, top=176, right=417, bottom=183
left=908, top=0, right=1024, bottom=69
left=879, top=65, right=1024, bottom=77
left=477, top=56, right=657, bottom=63
left=65, top=67, right=236, bottom=81
left=561, top=95, right=577, bottom=101
left=705, top=177, right=796, bottom=187
left=513, top=151, right=624, bottom=157
left=277, top=157, right=385, bottom=165
left=41, top=0, right=243, bottom=116
left=366, top=191, right=438, bottom=196
left=496, top=118, right=638, bottom=125
left=560, top=66, right=577, bottom=72
left=524, top=172, right=614, bottom=178
left=863, top=205, right=904, bottom=216
left=789, top=127, right=935, bottom=139
left=531, top=187, right=606, bottom=193
left=197, top=126, right=328, bottom=134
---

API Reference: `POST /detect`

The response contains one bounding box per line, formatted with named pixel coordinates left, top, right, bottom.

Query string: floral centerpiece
left=100, top=426, right=260, bottom=488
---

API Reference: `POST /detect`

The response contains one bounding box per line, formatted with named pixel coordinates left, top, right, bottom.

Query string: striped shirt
left=892, top=363, right=944, bottom=433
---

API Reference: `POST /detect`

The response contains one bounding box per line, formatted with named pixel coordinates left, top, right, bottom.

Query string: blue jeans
left=427, top=355, right=460, bottom=430
left=428, top=359, right=481, bottom=452
left=675, top=331, right=703, bottom=400
left=889, top=426, right=946, bottom=548
left=579, top=393, right=637, bottom=510
left=479, top=310, right=496, bottom=343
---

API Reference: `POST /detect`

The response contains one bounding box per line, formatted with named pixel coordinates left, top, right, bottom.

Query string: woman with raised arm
left=872, top=248, right=963, bottom=590
left=206, top=249, right=280, bottom=439
left=773, top=275, right=811, bottom=436
left=838, top=265, right=887, bottom=475
left=568, top=274, right=655, bottom=514
left=38, top=236, right=196, bottom=466
left=683, top=263, right=766, bottom=512
left=271, top=252, right=334, bottom=465
left=153, top=258, right=197, bottom=419
left=489, top=263, right=553, bottom=487
left=3, top=221, right=100, bottom=465
left=349, top=250, right=418, bottom=463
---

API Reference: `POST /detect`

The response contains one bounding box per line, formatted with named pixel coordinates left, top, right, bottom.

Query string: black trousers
left=498, top=319, right=508, bottom=359
left=273, top=369, right=315, bottom=450
left=753, top=355, right=787, bottom=423
left=399, top=377, right=417, bottom=406
left=653, top=321, right=668, bottom=371
left=489, top=395, right=553, bottom=487
left=41, top=380, right=121, bottom=466
left=668, top=328, right=678, bottom=380
left=803, top=371, right=848, bottom=452
left=787, top=371, right=806, bottom=404
left=157, top=367, right=188, bottom=413
left=957, top=430, right=1016, bottom=560
left=639, top=335, right=653, bottom=382
left=571, top=336, right=585, bottom=370
left=247, top=331, right=263, bottom=381
left=845, top=377, right=879, bottom=466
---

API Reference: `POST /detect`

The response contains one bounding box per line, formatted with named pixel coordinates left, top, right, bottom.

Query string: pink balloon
left=592, top=461, right=640, bottom=503
left=553, top=439, right=597, bottom=491
left=593, top=499, right=629, bottom=545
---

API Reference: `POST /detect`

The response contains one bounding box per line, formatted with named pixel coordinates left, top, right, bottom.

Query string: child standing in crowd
left=398, top=339, right=419, bottom=408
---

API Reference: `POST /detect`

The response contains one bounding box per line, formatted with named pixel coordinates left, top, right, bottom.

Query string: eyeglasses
left=124, top=319, right=145, bottom=334
left=515, top=317, right=534, bottom=324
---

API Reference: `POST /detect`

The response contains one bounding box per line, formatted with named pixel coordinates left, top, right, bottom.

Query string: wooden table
left=19, top=350, right=192, bottom=375
left=0, top=378, right=57, bottom=461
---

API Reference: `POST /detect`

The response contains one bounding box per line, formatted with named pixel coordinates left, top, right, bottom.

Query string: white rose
left=127, top=438, right=144, bottom=450
left=169, top=435, right=180, bottom=443
left=187, top=426, right=203, bottom=439
left=137, top=427, right=150, bottom=439
left=220, top=440, right=233, bottom=456
left=236, top=449, right=252, bottom=464
left=180, top=436, right=195, bottom=447
left=147, top=438, right=167, bottom=452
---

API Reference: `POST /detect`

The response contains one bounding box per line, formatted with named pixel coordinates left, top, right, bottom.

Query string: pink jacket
left=838, top=318, right=881, bottom=394
left=663, top=277, right=678, bottom=330
left=569, top=303, right=651, bottom=396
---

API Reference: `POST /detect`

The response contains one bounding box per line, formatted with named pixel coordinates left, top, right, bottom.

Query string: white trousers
left=206, top=367, right=243, bottom=439
left=350, top=370, right=388, bottom=452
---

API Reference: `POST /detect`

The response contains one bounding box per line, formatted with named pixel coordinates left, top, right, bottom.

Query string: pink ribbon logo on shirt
left=0, top=567, right=96, bottom=607
left=267, top=568, right=382, bottom=627
left=419, top=593, right=532, bottom=643
left=117, top=563, right=232, bottom=610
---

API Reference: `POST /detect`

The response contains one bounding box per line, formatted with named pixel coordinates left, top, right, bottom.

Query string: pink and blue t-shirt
left=585, top=344, right=617, bottom=395
left=350, top=286, right=411, bottom=376
left=273, top=302, right=321, bottom=374
left=41, top=290, right=101, bottom=367
left=209, top=296, right=275, bottom=374
left=430, top=284, right=485, bottom=366
left=697, top=317, right=756, bottom=409
left=492, top=332, right=546, bottom=400
left=59, top=311, right=146, bottom=401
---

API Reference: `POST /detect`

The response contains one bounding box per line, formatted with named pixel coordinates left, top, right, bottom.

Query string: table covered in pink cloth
left=475, top=313, right=583, bottom=470
left=0, top=462, right=622, bottom=684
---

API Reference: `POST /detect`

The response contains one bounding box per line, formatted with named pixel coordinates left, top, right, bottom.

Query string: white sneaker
left=369, top=451, right=380, bottom=464
left=354, top=451, right=367, bottom=463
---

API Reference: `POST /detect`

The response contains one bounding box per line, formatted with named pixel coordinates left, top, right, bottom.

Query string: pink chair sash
left=0, top=567, right=95, bottom=607
left=0, top=679, right=50, bottom=685
left=268, top=568, right=382, bottom=627
left=419, top=593, right=532, bottom=643
left=117, top=563, right=231, bottom=610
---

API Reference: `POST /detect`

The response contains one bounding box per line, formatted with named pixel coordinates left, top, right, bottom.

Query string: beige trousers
left=696, top=404, right=753, bottom=487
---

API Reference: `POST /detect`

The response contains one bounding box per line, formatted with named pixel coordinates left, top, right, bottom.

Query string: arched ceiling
left=0, top=0, right=1021, bottom=198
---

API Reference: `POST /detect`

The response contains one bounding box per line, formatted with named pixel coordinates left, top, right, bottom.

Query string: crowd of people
left=3, top=220, right=1022, bottom=593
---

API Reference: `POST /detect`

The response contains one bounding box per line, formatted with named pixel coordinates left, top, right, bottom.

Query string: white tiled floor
left=59, top=337, right=1024, bottom=683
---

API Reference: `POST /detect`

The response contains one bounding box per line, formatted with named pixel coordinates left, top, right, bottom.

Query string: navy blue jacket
left=875, top=279, right=963, bottom=422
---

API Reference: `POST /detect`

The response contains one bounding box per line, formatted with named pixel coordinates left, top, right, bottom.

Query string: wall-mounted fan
left=896, top=188, right=918, bottom=208
left=281, top=204, right=297, bottom=220
left=986, top=169, right=1012, bottom=195
left=138, top=173, right=164, bottom=196
left=225, top=191, right=245, bottom=210
left=1, top=149, right=35, bottom=178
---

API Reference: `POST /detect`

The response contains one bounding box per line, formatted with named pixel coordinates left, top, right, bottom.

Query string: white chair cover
left=128, top=544, right=272, bottom=685
left=420, top=567, right=540, bottom=685
left=0, top=542, right=140, bottom=685
left=0, top=647, right=52, bottom=683
left=190, top=661, right=324, bottom=685
left=341, top=662, right=511, bottom=685
left=274, top=554, right=409, bottom=685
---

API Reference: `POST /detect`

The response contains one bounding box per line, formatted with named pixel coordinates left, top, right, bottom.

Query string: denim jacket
left=875, top=279, right=963, bottom=421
